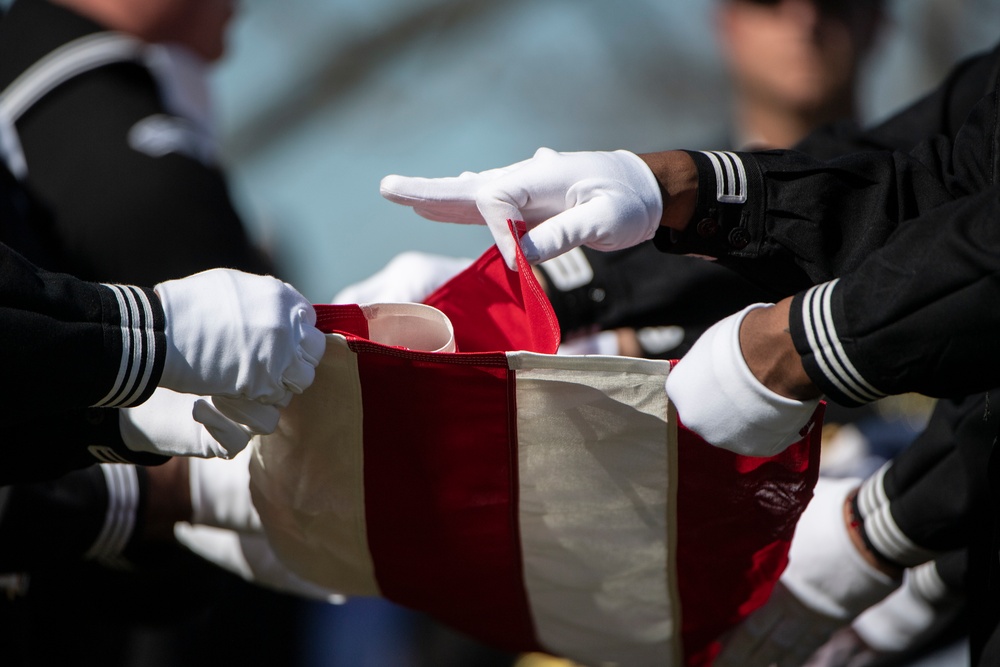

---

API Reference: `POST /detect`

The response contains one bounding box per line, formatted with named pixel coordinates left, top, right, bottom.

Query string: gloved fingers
left=519, top=196, right=643, bottom=265
left=210, top=396, right=281, bottom=436
left=380, top=159, right=530, bottom=205
left=191, top=398, right=253, bottom=458
left=280, top=351, right=318, bottom=396
left=295, top=307, right=327, bottom=369
left=380, top=174, right=486, bottom=225
left=478, top=206, right=526, bottom=271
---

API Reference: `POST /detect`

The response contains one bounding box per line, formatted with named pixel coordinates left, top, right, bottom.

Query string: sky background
left=206, top=0, right=1000, bottom=302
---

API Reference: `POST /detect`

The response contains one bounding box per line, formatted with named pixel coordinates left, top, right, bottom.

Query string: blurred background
left=3, top=1, right=999, bottom=666
left=210, top=0, right=1000, bottom=303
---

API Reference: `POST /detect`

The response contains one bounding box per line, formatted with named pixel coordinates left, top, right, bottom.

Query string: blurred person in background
left=0, top=0, right=325, bottom=665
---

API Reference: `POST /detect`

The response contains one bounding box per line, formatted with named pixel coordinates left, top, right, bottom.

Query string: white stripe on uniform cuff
left=93, top=284, right=156, bottom=408
left=700, top=150, right=747, bottom=204
left=864, top=502, right=938, bottom=568
left=800, top=280, right=885, bottom=405
left=910, top=560, right=951, bottom=603
left=856, top=460, right=891, bottom=520
left=84, top=463, right=139, bottom=566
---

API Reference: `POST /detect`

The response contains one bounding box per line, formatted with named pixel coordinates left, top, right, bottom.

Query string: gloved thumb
left=191, top=398, right=254, bottom=459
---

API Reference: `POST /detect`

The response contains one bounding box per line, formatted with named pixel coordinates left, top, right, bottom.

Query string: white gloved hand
left=715, top=477, right=901, bottom=667
left=804, top=558, right=960, bottom=667
left=332, top=251, right=473, bottom=304
left=120, top=387, right=258, bottom=459
left=850, top=559, right=960, bottom=654
left=557, top=330, right=622, bottom=356
left=666, top=303, right=820, bottom=456
left=175, top=523, right=345, bottom=603
left=156, top=268, right=326, bottom=404
left=187, top=450, right=261, bottom=533
left=380, top=147, right=663, bottom=270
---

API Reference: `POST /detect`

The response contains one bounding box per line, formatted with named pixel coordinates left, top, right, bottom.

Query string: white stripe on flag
left=250, top=335, right=379, bottom=596
left=507, top=352, right=679, bottom=666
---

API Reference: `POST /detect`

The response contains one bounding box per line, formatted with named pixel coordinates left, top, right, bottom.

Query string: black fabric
left=0, top=240, right=166, bottom=418
left=542, top=241, right=775, bottom=356
left=874, top=392, right=998, bottom=552
left=0, top=0, right=275, bottom=286
left=0, top=464, right=151, bottom=569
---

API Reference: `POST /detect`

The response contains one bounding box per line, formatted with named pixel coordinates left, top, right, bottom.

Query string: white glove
left=666, top=303, right=820, bottom=456
left=120, top=387, right=260, bottom=459
left=804, top=559, right=960, bottom=667
left=850, top=559, right=960, bottom=654
left=175, top=523, right=345, bottom=603
left=187, top=450, right=261, bottom=533
left=715, top=477, right=901, bottom=667
left=380, top=147, right=663, bottom=270
left=332, top=251, right=473, bottom=304
left=156, top=268, right=326, bottom=404
left=557, top=330, right=621, bottom=356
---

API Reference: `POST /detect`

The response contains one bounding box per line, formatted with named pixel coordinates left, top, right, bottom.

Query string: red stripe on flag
left=675, top=406, right=823, bottom=666
left=315, top=304, right=370, bottom=338
left=353, top=342, right=543, bottom=653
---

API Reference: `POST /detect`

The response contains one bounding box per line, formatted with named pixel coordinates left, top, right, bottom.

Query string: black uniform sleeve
left=0, top=463, right=148, bottom=567
left=789, top=186, right=1000, bottom=405
left=852, top=391, right=997, bottom=564
left=0, top=242, right=166, bottom=416
left=0, top=241, right=170, bottom=482
left=648, top=41, right=1000, bottom=405
left=14, top=61, right=275, bottom=285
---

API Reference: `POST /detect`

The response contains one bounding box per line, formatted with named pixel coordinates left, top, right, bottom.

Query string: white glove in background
left=851, top=560, right=959, bottom=653
left=187, top=450, right=261, bottom=532
left=178, top=449, right=344, bottom=602
left=175, top=524, right=345, bottom=604
left=156, top=268, right=326, bottom=404
left=557, top=330, right=621, bottom=356
left=715, top=477, right=902, bottom=667
left=332, top=251, right=473, bottom=304
left=804, top=559, right=963, bottom=667
left=380, top=148, right=663, bottom=269
left=120, top=387, right=255, bottom=459
left=666, top=303, right=820, bottom=456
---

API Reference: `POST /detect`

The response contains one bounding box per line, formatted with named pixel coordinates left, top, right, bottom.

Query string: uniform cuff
left=653, top=149, right=762, bottom=258
left=790, top=280, right=887, bottom=407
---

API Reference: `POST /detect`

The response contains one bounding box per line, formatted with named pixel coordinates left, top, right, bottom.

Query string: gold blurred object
left=514, top=653, right=581, bottom=667
left=873, top=393, right=937, bottom=426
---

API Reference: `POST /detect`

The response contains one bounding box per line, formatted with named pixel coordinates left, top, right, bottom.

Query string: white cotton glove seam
left=666, top=303, right=820, bottom=456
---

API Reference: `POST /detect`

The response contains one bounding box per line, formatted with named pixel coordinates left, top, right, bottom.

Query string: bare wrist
left=739, top=298, right=822, bottom=401
left=844, top=489, right=904, bottom=579
left=637, top=150, right=698, bottom=232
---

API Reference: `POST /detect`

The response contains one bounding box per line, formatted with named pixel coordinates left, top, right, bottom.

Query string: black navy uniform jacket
left=0, top=0, right=278, bottom=482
